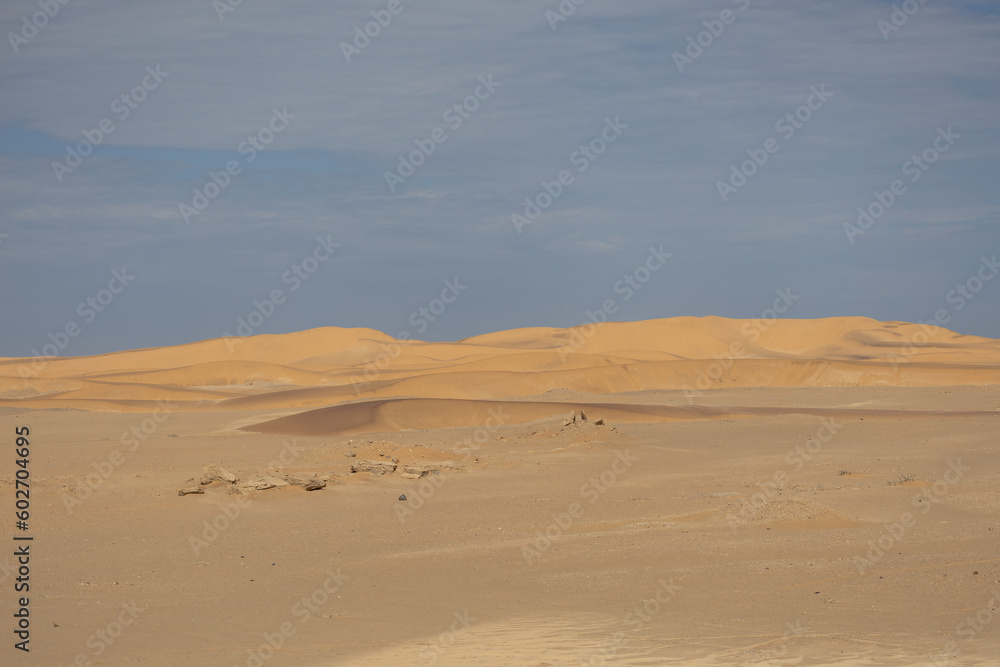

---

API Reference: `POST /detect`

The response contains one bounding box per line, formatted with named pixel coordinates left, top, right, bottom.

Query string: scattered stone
left=391, top=457, right=399, bottom=464
left=346, top=452, right=356, bottom=458
left=398, top=494, right=407, bottom=501
left=239, top=475, right=291, bottom=492
left=178, top=487, right=204, bottom=496
left=400, top=465, right=437, bottom=480
left=201, top=464, right=238, bottom=485
left=282, top=474, right=327, bottom=491
left=350, top=460, right=397, bottom=475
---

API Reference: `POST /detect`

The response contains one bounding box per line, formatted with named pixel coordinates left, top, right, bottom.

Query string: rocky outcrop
left=201, top=465, right=238, bottom=485
left=350, top=460, right=398, bottom=475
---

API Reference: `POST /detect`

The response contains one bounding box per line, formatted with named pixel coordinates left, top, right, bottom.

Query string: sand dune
left=244, top=395, right=993, bottom=436
left=8, top=318, right=1000, bottom=666
left=1, top=317, right=998, bottom=419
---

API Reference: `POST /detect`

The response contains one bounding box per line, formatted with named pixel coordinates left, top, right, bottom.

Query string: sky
left=0, top=0, right=998, bottom=356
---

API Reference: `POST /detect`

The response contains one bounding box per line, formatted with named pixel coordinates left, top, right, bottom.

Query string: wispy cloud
left=1, top=0, right=999, bottom=354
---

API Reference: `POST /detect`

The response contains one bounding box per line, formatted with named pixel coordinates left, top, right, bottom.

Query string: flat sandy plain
left=1, top=316, right=999, bottom=666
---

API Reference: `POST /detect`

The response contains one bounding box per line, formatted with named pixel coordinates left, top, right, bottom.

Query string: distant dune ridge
left=2, top=317, right=998, bottom=433
left=10, top=317, right=1000, bottom=665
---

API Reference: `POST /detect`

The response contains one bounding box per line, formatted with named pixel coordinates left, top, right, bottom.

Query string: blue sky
left=1, top=0, right=998, bottom=356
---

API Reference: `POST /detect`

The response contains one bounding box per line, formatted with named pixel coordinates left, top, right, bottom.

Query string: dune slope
left=1, top=318, right=997, bottom=425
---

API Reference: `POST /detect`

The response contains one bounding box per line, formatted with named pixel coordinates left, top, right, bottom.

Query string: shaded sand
left=0, top=317, right=999, bottom=665
left=2, top=316, right=999, bottom=412
left=243, top=395, right=995, bottom=437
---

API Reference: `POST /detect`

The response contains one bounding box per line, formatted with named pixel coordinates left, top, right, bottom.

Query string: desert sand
left=1, top=316, right=999, bottom=666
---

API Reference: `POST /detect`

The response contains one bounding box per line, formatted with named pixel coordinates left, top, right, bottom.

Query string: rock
left=398, top=494, right=407, bottom=501
left=282, top=474, right=327, bottom=491
left=594, top=418, right=605, bottom=426
left=350, top=460, right=397, bottom=475
left=178, top=487, right=204, bottom=496
left=239, top=475, right=291, bottom=492
left=391, top=457, right=399, bottom=464
left=579, top=410, right=587, bottom=421
left=346, top=452, right=356, bottom=458
left=401, top=465, right=437, bottom=479
left=201, top=464, right=238, bottom=485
